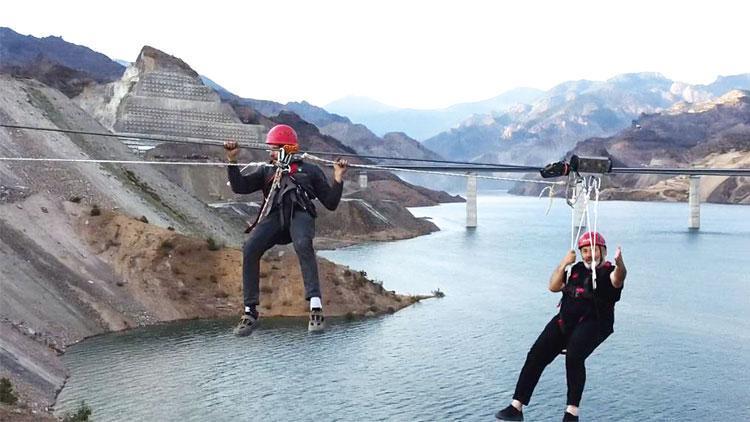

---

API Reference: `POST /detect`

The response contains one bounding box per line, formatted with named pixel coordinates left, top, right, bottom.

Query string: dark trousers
left=512, top=316, right=609, bottom=407
left=242, top=210, right=321, bottom=307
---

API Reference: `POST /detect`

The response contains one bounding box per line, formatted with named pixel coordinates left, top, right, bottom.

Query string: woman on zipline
left=496, top=231, right=626, bottom=421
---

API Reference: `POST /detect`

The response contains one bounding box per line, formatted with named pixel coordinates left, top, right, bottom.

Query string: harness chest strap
left=244, top=162, right=303, bottom=233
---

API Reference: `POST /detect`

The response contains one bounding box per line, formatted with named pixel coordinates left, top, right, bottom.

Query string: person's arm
left=311, top=159, right=348, bottom=210
left=224, top=141, right=265, bottom=194
left=610, top=246, right=626, bottom=288
left=550, top=250, right=576, bottom=292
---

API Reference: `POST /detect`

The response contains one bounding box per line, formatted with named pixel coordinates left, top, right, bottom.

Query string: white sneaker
left=308, top=309, right=325, bottom=332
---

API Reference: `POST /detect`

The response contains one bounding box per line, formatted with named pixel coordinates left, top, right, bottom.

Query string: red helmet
left=266, top=124, right=298, bottom=146
left=577, top=231, right=606, bottom=249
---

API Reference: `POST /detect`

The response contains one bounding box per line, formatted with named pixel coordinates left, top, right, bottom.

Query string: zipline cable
left=3, top=123, right=750, bottom=177
left=0, top=123, right=531, bottom=169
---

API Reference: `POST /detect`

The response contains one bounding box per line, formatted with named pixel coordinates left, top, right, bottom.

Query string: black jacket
left=227, top=161, right=343, bottom=216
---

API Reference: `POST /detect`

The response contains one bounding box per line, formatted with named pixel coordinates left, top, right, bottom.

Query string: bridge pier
left=689, top=175, right=701, bottom=230
left=466, top=173, right=477, bottom=228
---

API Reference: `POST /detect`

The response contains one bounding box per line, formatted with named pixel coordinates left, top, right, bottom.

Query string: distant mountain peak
left=325, top=96, right=399, bottom=114
left=717, top=89, right=750, bottom=103
left=606, top=72, right=669, bottom=83
left=0, top=26, right=124, bottom=83
left=135, top=45, right=199, bottom=78
left=668, top=89, right=749, bottom=114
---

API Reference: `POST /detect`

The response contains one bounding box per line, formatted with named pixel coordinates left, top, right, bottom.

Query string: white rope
left=572, top=183, right=589, bottom=250
left=569, top=180, right=582, bottom=249
left=582, top=176, right=602, bottom=289
left=301, top=153, right=565, bottom=186
left=254, top=167, right=283, bottom=225
left=0, top=156, right=272, bottom=168
left=591, top=176, right=601, bottom=266
left=568, top=178, right=590, bottom=280
left=538, top=185, right=556, bottom=215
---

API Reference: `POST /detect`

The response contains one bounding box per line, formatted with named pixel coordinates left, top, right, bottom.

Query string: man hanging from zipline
left=495, top=231, right=627, bottom=421
left=224, top=124, right=348, bottom=335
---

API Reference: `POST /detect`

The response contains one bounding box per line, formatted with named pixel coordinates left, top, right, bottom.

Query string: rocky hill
left=221, top=97, right=467, bottom=196
left=0, top=27, right=125, bottom=98
left=0, top=201, right=416, bottom=414
left=510, top=91, right=750, bottom=204
left=424, top=73, right=750, bottom=168
left=324, top=88, right=546, bottom=140
left=224, top=97, right=450, bottom=167
left=74, top=44, right=460, bottom=209
left=0, top=44, right=447, bottom=415
left=2, top=28, right=462, bottom=198
left=0, top=75, right=431, bottom=413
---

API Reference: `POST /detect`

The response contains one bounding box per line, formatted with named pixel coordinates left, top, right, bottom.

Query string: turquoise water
left=56, top=194, right=750, bottom=421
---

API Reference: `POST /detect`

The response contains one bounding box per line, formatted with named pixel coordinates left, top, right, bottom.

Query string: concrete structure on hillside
left=113, top=68, right=262, bottom=152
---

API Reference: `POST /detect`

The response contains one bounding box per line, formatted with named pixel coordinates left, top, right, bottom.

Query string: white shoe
left=308, top=309, right=325, bottom=332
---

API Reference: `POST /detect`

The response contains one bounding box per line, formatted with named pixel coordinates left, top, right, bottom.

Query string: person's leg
left=512, top=316, right=567, bottom=406
left=242, top=215, right=281, bottom=312
left=289, top=212, right=321, bottom=303
left=497, top=316, right=566, bottom=420
left=564, top=320, right=610, bottom=413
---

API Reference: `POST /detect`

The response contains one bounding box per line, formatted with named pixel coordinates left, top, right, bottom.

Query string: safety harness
left=245, top=145, right=317, bottom=233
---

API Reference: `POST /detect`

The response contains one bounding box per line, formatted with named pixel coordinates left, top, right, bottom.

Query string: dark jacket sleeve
left=228, top=165, right=267, bottom=194
left=310, top=165, right=343, bottom=210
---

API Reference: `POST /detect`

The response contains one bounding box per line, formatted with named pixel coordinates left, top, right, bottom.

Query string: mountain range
left=325, top=87, right=545, bottom=140
left=509, top=90, right=750, bottom=204
left=0, top=27, right=125, bottom=97
left=422, top=72, right=750, bottom=167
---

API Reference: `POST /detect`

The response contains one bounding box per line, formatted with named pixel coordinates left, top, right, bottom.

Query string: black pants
left=512, top=315, right=609, bottom=407
left=242, top=209, right=321, bottom=307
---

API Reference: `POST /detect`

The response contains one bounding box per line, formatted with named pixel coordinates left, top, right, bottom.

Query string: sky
left=3, top=0, right=749, bottom=110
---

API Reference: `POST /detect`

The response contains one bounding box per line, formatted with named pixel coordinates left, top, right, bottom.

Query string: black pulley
left=569, top=155, right=612, bottom=174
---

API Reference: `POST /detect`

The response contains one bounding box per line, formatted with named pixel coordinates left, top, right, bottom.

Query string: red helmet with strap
left=577, top=231, right=606, bottom=249
left=266, top=124, right=298, bottom=146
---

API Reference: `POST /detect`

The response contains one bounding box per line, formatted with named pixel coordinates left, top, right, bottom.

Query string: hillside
left=0, top=74, right=431, bottom=415
left=424, top=73, right=750, bottom=169
left=510, top=91, right=750, bottom=204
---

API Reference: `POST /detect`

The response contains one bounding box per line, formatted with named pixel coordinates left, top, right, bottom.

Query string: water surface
left=57, top=195, right=750, bottom=421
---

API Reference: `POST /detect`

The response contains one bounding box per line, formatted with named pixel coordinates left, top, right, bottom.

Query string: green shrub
left=160, top=239, right=175, bottom=251
left=0, top=377, right=18, bottom=405
left=62, top=401, right=92, bottom=422
left=206, top=237, right=221, bottom=251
